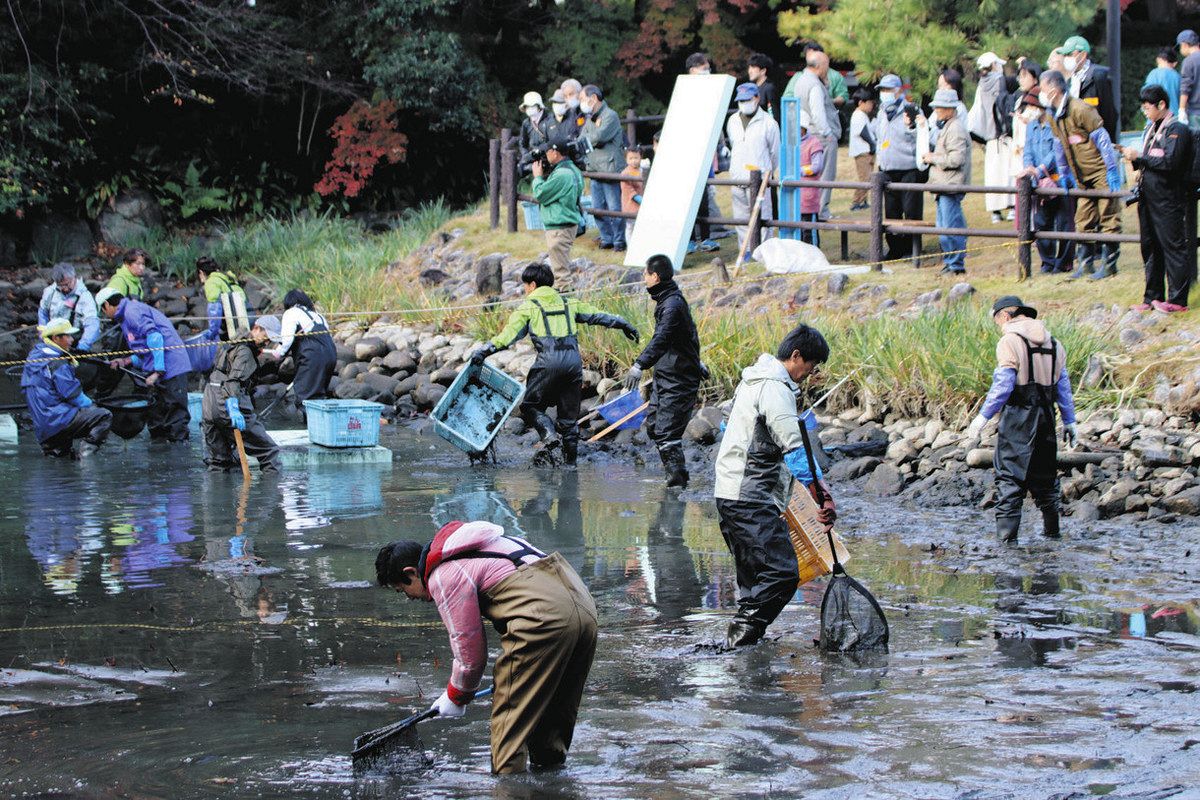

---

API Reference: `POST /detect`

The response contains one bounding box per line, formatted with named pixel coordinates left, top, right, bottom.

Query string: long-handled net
left=799, top=425, right=889, bottom=652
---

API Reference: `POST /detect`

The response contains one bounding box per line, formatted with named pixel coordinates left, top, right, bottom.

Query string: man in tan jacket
left=967, top=297, right=1078, bottom=543
left=921, top=88, right=970, bottom=274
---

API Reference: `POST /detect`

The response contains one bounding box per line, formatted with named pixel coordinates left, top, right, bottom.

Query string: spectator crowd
left=512, top=30, right=1199, bottom=315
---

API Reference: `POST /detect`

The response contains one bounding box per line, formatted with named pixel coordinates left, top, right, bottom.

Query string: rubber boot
left=997, top=517, right=1020, bottom=544
left=529, top=413, right=560, bottom=465
left=76, top=442, right=100, bottom=458
left=1068, top=243, right=1094, bottom=280
left=561, top=439, right=578, bottom=467
left=1042, top=509, right=1061, bottom=539
left=661, top=445, right=689, bottom=489
left=1089, top=243, right=1118, bottom=280
left=725, top=619, right=764, bottom=648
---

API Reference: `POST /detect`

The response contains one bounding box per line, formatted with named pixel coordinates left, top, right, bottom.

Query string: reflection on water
left=1, top=433, right=1199, bottom=798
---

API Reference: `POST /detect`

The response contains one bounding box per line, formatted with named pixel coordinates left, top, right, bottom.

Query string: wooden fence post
left=488, top=138, right=500, bottom=230
left=869, top=172, right=887, bottom=270
left=502, top=148, right=518, bottom=233
left=1015, top=174, right=1033, bottom=280
left=499, top=128, right=513, bottom=210
left=625, top=109, right=637, bottom=147
left=747, top=169, right=763, bottom=254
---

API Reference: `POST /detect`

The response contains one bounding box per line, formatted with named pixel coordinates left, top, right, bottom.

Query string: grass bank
left=128, top=203, right=455, bottom=312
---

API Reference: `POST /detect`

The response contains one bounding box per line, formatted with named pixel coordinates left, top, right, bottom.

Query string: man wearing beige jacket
left=967, top=297, right=1078, bottom=544
left=921, top=88, right=970, bottom=274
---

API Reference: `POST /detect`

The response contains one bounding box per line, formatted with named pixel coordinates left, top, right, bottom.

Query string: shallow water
left=1, top=425, right=1198, bottom=799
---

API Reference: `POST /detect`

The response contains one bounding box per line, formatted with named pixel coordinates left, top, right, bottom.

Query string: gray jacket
left=926, top=116, right=969, bottom=191
left=788, top=70, right=841, bottom=139
left=582, top=101, right=624, bottom=173
left=38, top=283, right=99, bottom=351
left=714, top=354, right=808, bottom=508
left=874, top=99, right=918, bottom=171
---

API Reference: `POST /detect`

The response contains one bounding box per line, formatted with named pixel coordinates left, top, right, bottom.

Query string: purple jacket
left=114, top=298, right=191, bottom=380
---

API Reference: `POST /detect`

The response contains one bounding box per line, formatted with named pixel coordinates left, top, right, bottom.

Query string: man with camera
left=531, top=132, right=584, bottom=275
left=1121, top=85, right=1193, bottom=313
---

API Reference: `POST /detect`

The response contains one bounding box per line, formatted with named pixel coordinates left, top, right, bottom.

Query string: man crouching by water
left=376, top=521, right=597, bottom=773
left=714, top=324, right=837, bottom=648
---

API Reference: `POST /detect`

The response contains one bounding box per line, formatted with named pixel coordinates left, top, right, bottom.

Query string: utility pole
left=1107, top=0, right=1121, bottom=132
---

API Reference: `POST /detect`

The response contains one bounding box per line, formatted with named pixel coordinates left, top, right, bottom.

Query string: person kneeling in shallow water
left=714, top=323, right=836, bottom=648
left=21, top=319, right=113, bottom=458
left=966, top=296, right=1077, bottom=543
left=376, top=521, right=598, bottom=773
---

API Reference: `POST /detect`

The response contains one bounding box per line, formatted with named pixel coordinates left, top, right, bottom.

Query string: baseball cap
left=1177, top=29, right=1200, bottom=47
left=95, top=287, right=122, bottom=308
left=734, top=82, right=759, bottom=101
left=878, top=74, right=902, bottom=90
left=976, top=52, right=1006, bottom=70
left=991, top=295, right=1038, bottom=319
left=1056, top=35, right=1091, bottom=55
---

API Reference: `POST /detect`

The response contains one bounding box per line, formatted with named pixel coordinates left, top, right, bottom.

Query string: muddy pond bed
left=1, top=426, right=1198, bottom=799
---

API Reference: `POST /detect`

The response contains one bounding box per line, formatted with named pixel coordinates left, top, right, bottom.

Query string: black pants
left=147, top=373, right=190, bottom=441
left=692, top=187, right=710, bottom=242
left=883, top=168, right=924, bottom=261
left=520, top=364, right=582, bottom=447
left=646, top=377, right=697, bottom=450
left=716, top=498, right=798, bottom=632
left=40, top=405, right=112, bottom=457
left=202, top=415, right=280, bottom=472
left=1139, top=196, right=1191, bottom=307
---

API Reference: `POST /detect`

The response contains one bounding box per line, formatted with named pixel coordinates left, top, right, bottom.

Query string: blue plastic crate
left=188, top=392, right=203, bottom=430
left=431, top=362, right=525, bottom=454
left=596, top=390, right=646, bottom=431
left=303, top=399, right=385, bottom=448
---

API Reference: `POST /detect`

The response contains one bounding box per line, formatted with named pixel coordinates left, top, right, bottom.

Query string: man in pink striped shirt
left=376, top=520, right=597, bottom=773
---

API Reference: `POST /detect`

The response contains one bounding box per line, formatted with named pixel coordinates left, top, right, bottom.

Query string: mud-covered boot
left=561, top=439, right=578, bottom=467
left=997, top=517, right=1020, bottom=544
left=725, top=619, right=764, bottom=648
left=529, top=413, right=559, bottom=465
left=1042, top=509, right=1061, bottom=539
left=661, top=445, right=689, bottom=489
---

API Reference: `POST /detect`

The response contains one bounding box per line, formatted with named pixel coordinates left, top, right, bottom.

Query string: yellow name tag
left=881, top=140, right=891, bottom=149
left=1084, top=97, right=1099, bottom=106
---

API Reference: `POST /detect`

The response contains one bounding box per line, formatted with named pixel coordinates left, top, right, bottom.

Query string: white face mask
left=738, top=100, right=758, bottom=115
left=581, top=98, right=596, bottom=114
left=1038, top=91, right=1053, bottom=108
left=1022, top=107, right=1041, bottom=122
left=552, top=102, right=568, bottom=117
left=1063, top=56, right=1078, bottom=73
left=695, top=68, right=711, bottom=75
left=525, top=107, right=541, bottom=119
left=567, top=97, right=580, bottom=110
left=879, top=91, right=895, bottom=104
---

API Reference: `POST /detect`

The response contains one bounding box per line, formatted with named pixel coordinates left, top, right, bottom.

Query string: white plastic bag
left=752, top=238, right=831, bottom=274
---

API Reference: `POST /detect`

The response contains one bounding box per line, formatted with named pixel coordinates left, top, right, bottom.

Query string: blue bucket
left=432, top=363, right=525, bottom=454
left=596, top=390, right=646, bottom=431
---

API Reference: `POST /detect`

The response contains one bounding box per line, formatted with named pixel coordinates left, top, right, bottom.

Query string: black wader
left=993, top=335, right=1062, bottom=542
left=521, top=298, right=584, bottom=465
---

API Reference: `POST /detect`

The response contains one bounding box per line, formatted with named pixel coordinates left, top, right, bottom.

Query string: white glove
left=1062, top=423, right=1078, bottom=448
left=1181, top=110, right=1189, bottom=125
left=966, top=414, right=988, bottom=439
left=430, top=690, right=466, bottom=719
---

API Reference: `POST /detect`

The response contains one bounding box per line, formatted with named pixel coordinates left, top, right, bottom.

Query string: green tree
left=778, top=0, right=1099, bottom=95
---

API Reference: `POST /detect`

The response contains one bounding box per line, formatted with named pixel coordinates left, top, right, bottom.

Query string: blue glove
left=782, top=447, right=820, bottom=485
left=76, top=342, right=90, bottom=353
left=633, top=194, right=643, bottom=204
left=1105, top=168, right=1122, bottom=193
left=225, top=397, right=246, bottom=431
left=75, top=393, right=94, bottom=408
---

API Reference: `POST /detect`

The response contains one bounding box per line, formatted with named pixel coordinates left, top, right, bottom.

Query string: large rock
left=359, top=372, right=401, bottom=399
left=827, top=272, right=849, bottom=295
left=335, top=380, right=377, bottom=400
left=412, top=382, right=447, bottom=410
left=1097, top=478, right=1139, bottom=515
left=30, top=213, right=93, bottom=261
left=1163, top=486, right=1200, bottom=515
left=947, top=282, right=975, bottom=304
left=864, top=463, right=904, bottom=496
left=382, top=349, right=417, bottom=373
left=965, top=448, right=993, bottom=468
left=886, top=438, right=919, bottom=465
left=355, top=337, right=389, bottom=361
left=684, top=407, right=725, bottom=445
left=1132, top=443, right=1187, bottom=468
left=826, top=456, right=881, bottom=481
left=475, top=253, right=505, bottom=296
left=96, top=188, right=163, bottom=245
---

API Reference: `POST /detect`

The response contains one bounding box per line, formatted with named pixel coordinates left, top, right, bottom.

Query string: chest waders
left=521, top=298, right=583, bottom=464
left=287, top=308, right=337, bottom=408
left=429, top=536, right=598, bottom=775
left=994, top=335, right=1062, bottom=542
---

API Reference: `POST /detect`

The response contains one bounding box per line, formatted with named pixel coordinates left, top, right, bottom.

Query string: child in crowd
left=620, top=146, right=645, bottom=245
left=797, top=110, right=825, bottom=247
left=848, top=88, right=877, bottom=211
